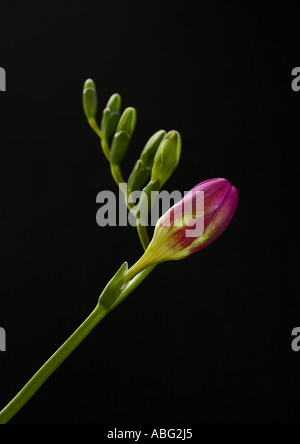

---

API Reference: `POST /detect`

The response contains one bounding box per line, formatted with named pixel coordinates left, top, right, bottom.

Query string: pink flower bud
left=125, top=178, right=238, bottom=282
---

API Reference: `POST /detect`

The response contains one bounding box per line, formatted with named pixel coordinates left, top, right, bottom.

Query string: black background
left=0, top=1, right=299, bottom=424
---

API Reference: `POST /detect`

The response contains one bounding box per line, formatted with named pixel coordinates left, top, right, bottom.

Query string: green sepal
left=110, top=130, right=132, bottom=164
left=98, top=262, right=128, bottom=310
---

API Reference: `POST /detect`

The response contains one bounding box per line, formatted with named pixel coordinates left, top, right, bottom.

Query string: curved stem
left=88, top=119, right=151, bottom=251
left=100, top=138, right=111, bottom=162
left=110, top=164, right=138, bottom=220
left=88, top=118, right=110, bottom=161
left=110, top=163, right=127, bottom=195
left=87, top=116, right=152, bottom=250
left=136, top=222, right=150, bottom=251
left=0, top=304, right=108, bottom=424
left=0, top=261, right=157, bottom=424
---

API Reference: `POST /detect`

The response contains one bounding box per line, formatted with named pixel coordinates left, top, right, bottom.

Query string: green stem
left=110, top=163, right=127, bottom=194
left=88, top=118, right=110, bottom=161
left=110, top=163, right=137, bottom=218
left=100, top=138, right=111, bottom=162
left=0, top=303, right=108, bottom=424
left=136, top=222, right=150, bottom=251
left=88, top=119, right=151, bottom=251
left=0, top=262, right=157, bottom=425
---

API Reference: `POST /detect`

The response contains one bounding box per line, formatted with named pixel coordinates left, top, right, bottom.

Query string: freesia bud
left=127, top=159, right=151, bottom=195
left=125, top=178, right=238, bottom=283
left=151, top=130, right=181, bottom=187
left=82, top=78, right=98, bottom=120
left=127, top=130, right=167, bottom=194
left=101, top=93, right=122, bottom=141
left=140, top=130, right=167, bottom=169
left=135, top=179, right=161, bottom=221
left=110, top=107, right=137, bottom=164
left=110, top=130, right=132, bottom=164
left=106, top=93, right=122, bottom=112
left=116, top=107, right=137, bottom=135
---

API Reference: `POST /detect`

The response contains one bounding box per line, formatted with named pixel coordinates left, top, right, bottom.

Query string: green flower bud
left=82, top=78, right=98, bottom=120
left=110, top=130, right=132, bottom=164
left=84, top=79, right=96, bottom=90
left=109, top=108, right=137, bottom=164
left=136, top=180, right=161, bottom=221
left=116, top=107, right=137, bottom=135
left=140, top=130, right=167, bottom=169
left=127, top=159, right=152, bottom=195
left=151, top=130, right=182, bottom=187
left=101, top=108, right=121, bottom=141
left=101, top=93, right=122, bottom=141
left=127, top=130, right=167, bottom=194
left=106, top=93, right=122, bottom=112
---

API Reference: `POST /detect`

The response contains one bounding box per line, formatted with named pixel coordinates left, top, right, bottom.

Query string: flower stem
left=88, top=118, right=111, bottom=161
left=100, top=138, right=111, bottom=162
left=0, top=261, right=157, bottom=424
left=89, top=121, right=151, bottom=251
left=110, top=163, right=127, bottom=196
left=0, top=303, right=108, bottom=424
left=136, top=222, right=150, bottom=251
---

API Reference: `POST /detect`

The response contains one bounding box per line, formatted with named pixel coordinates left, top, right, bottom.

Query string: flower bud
left=82, top=78, right=98, bottom=120
left=101, top=93, right=122, bottom=141
left=151, top=130, right=181, bottom=187
left=116, top=107, right=137, bottom=135
left=110, top=107, right=137, bottom=164
left=127, top=159, right=151, bottom=195
left=110, top=130, right=132, bottom=164
left=135, top=179, right=161, bottom=222
left=140, top=130, right=167, bottom=169
left=127, top=130, right=167, bottom=194
left=101, top=108, right=121, bottom=141
left=125, top=178, right=238, bottom=283
left=106, top=93, right=122, bottom=112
